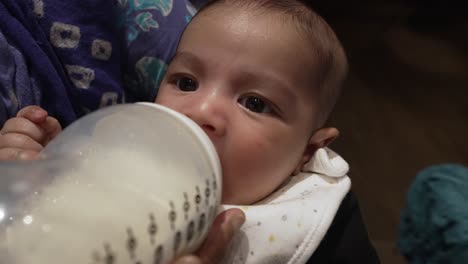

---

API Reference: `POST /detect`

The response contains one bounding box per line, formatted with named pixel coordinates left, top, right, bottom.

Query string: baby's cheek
left=220, top=179, right=242, bottom=204
left=155, top=98, right=178, bottom=113
left=220, top=170, right=259, bottom=205
left=220, top=168, right=282, bottom=205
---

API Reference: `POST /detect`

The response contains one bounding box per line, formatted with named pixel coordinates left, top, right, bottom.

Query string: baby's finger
left=1, top=118, right=47, bottom=143
left=0, top=133, right=43, bottom=152
left=0, top=148, right=40, bottom=160
left=40, top=116, right=62, bottom=144
left=16, top=105, right=48, bottom=123
left=195, top=208, right=245, bottom=264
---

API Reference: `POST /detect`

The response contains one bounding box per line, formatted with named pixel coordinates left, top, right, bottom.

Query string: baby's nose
left=183, top=93, right=227, bottom=137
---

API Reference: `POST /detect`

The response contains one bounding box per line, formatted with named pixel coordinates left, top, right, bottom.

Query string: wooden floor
left=318, top=2, right=468, bottom=263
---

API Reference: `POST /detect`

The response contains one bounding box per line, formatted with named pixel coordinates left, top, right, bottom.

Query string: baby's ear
left=292, top=127, right=339, bottom=175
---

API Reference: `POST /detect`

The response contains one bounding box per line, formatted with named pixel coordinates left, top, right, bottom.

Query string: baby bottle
left=0, top=103, right=222, bottom=264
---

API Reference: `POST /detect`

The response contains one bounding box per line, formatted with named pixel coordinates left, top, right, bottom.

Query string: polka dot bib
left=221, top=148, right=351, bottom=263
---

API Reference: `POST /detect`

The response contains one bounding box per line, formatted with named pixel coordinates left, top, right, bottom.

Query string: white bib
left=220, top=148, right=351, bottom=264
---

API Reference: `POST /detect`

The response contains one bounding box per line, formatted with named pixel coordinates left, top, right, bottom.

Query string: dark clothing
left=308, top=192, right=381, bottom=263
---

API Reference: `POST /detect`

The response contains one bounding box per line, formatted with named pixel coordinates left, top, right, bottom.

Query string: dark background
left=314, top=1, right=468, bottom=263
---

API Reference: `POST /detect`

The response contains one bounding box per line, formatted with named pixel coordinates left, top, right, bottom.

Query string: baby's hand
left=172, top=208, right=245, bottom=264
left=0, top=106, right=62, bottom=160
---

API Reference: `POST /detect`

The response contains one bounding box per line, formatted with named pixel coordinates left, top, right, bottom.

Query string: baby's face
left=156, top=6, right=329, bottom=204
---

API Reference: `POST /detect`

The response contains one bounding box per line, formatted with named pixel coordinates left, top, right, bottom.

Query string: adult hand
left=172, top=208, right=246, bottom=264
left=0, top=106, right=62, bottom=160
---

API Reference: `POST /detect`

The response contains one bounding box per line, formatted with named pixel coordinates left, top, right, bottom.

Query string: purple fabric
left=0, top=0, right=194, bottom=127
left=0, top=30, right=41, bottom=124
left=0, top=0, right=77, bottom=126
left=117, top=0, right=196, bottom=101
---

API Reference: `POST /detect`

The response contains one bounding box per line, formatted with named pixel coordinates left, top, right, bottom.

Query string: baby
left=0, top=0, right=379, bottom=263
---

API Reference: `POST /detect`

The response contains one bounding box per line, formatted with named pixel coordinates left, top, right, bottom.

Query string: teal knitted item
left=399, top=164, right=468, bottom=264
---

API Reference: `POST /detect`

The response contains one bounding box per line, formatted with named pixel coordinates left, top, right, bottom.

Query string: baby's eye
left=175, top=76, right=198, bottom=91
left=239, top=96, right=273, bottom=114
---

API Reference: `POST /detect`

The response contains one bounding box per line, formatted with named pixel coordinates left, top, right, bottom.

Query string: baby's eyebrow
left=238, top=70, right=297, bottom=104
left=171, top=51, right=204, bottom=70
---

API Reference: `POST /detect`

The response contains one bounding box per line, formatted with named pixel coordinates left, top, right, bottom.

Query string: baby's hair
left=197, top=0, right=348, bottom=126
